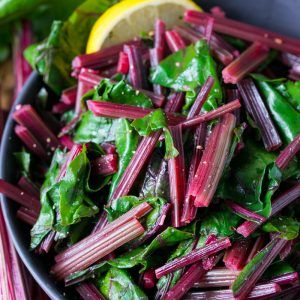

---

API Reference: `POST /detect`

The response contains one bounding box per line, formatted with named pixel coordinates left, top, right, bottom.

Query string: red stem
left=117, top=51, right=129, bottom=74
left=180, top=99, right=241, bottom=128
left=91, top=154, right=118, bottom=176
left=189, top=114, right=236, bottom=207
left=155, top=238, right=231, bottom=279
left=13, top=105, right=60, bottom=150
left=165, top=30, right=186, bottom=52
left=222, top=43, right=269, bottom=84
left=276, top=134, right=300, bottom=170
left=185, top=10, right=300, bottom=55
left=59, top=135, right=75, bottom=151
left=168, top=125, right=186, bottom=227
left=17, top=177, right=40, bottom=199
left=17, top=207, right=38, bottom=225
left=154, top=19, right=166, bottom=51
left=60, top=86, right=77, bottom=106
left=76, top=283, right=106, bottom=300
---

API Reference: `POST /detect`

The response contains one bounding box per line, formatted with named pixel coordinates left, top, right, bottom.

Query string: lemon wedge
left=86, top=0, right=201, bottom=53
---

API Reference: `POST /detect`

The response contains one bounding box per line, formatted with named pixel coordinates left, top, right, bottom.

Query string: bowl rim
left=0, top=72, right=68, bottom=300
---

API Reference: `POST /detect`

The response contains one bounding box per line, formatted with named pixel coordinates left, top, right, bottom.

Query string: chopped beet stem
left=91, top=154, right=118, bottom=176
left=168, top=125, right=186, bottom=227
left=13, top=105, right=60, bottom=150
left=222, top=43, right=269, bottom=84
left=17, top=177, right=40, bottom=199
left=189, top=114, right=236, bottom=207
left=59, top=135, right=75, bottom=151
left=124, top=44, right=148, bottom=89
left=60, top=86, right=77, bottom=106
left=165, top=30, right=186, bottom=53
left=231, top=237, right=287, bottom=299
left=204, top=16, right=214, bottom=45
left=223, top=239, right=252, bottom=271
left=55, top=202, right=152, bottom=263
left=52, top=102, right=73, bottom=114
left=187, top=76, right=214, bottom=119
left=184, top=10, right=300, bottom=55
left=75, top=283, right=106, bottom=300
left=154, top=20, right=166, bottom=51
left=164, top=262, right=206, bottom=300
left=237, top=78, right=282, bottom=151
left=14, top=125, right=48, bottom=160
left=87, top=100, right=183, bottom=125
left=117, top=52, right=129, bottom=74
left=269, top=272, right=299, bottom=285
left=51, top=218, right=144, bottom=280
left=276, top=134, right=300, bottom=169
left=0, top=179, right=40, bottom=211
left=225, top=200, right=267, bottom=223
left=237, top=183, right=300, bottom=237
left=17, top=207, right=38, bottom=225
left=155, top=237, right=231, bottom=279
left=181, top=100, right=241, bottom=128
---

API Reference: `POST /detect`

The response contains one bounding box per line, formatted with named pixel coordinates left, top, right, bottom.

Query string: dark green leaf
left=284, top=81, right=300, bottom=112
left=14, top=148, right=31, bottom=177
left=218, top=137, right=281, bottom=217
left=262, top=215, right=300, bottom=240
left=25, top=0, right=117, bottom=94
left=74, top=111, right=116, bottom=144
left=131, top=109, right=167, bottom=136
left=30, top=149, right=65, bottom=249
left=97, top=267, right=148, bottom=300
left=150, top=40, right=222, bottom=113
left=253, top=76, right=300, bottom=143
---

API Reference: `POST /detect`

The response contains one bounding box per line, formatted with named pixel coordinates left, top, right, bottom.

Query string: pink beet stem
left=165, top=30, right=186, bottom=53
left=91, top=154, right=118, bottom=176
left=222, top=43, right=269, bottom=84
left=117, top=52, right=129, bottom=74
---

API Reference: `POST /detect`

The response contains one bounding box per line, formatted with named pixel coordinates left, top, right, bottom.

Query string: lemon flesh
left=86, top=0, right=201, bottom=53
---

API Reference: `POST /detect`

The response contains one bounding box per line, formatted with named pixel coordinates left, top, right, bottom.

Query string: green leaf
left=14, top=149, right=31, bottom=177
left=150, top=40, right=222, bottom=113
left=253, top=76, right=300, bottom=143
left=58, top=146, right=99, bottom=226
left=74, top=111, right=116, bottom=144
left=25, top=0, right=118, bottom=94
left=199, top=206, right=241, bottom=239
left=131, top=109, right=167, bottom=136
left=109, top=119, right=139, bottom=198
left=97, top=267, right=148, bottom=300
left=262, top=216, right=300, bottom=240
left=284, top=81, right=300, bottom=112
left=30, top=149, right=65, bottom=249
left=164, top=128, right=179, bottom=159
left=218, top=137, right=281, bottom=217
left=96, top=79, right=153, bottom=108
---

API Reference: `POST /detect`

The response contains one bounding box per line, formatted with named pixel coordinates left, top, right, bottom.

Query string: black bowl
left=1, top=1, right=300, bottom=299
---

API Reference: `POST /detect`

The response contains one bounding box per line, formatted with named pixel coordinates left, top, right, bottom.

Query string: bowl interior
left=1, top=1, right=300, bottom=299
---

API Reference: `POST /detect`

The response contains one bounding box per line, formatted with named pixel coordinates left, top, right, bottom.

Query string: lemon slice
left=86, top=0, right=201, bottom=53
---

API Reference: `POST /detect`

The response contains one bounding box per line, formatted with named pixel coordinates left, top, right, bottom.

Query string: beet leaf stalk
left=55, top=202, right=151, bottom=264
left=164, top=262, right=206, bottom=300
left=226, top=200, right=267, bottom=223
left=181, top=77, right=214, bottom=224
left=14, top=125, right=48, bottom=161
left=91, top=154, right=118, bottom=176
left=17, top=177, right=40, bottom=199
left=155, top=237, right=231, bottom=279
left=124, top=44, right=148, bottom=89
left=188, top=113, right=236, bottom=207
left=276, top=134, right=300, bottom=169
left=194, top=267, right=240, bottom=288
left=174, top=25, right=236, bottom=65
left=231, top=236, right=288, bottom=299
left=237, top=182, right=300, bottom=237
left=86, top=100, right=183, bottom=125
left=60, top=86, right=77, bottom=106
left=181, top=99, right=241, bottom=128
left=184, top=10, right=300, bottom=55
left=17, top=207, right=38, bottom=226
left=237, top=78, right=282, bottom=151
left=222, top=43, right=269, bottom=84
left=51, top=218, right=145, bottom=280
left=185, top=283, right=281, bottom=300
left=75, top=283, right=106, bottom=300
left=0, top=179, right=40, bottom=211
left=223, top=239, right=253, bottom=271
left=168, top=125, right=185, bottom=227
left=13, top=105, right=60, bottom=150
left=165, top=30, right=186, bottom=52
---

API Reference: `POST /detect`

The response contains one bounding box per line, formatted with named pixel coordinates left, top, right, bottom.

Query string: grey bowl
left=1, top=1, right=300, bottom=299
